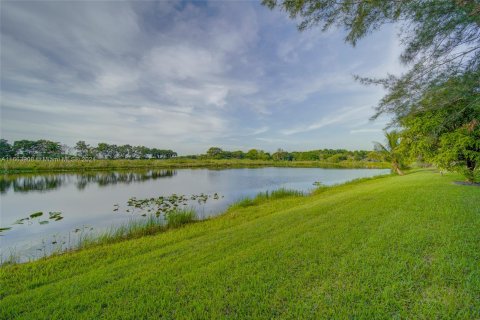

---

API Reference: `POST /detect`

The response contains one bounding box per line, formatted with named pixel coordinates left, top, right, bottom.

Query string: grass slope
left=1, top=170, right=479, bottom=319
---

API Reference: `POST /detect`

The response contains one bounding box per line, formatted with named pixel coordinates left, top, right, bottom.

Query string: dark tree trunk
left=465, top=158, right=476, bottom=182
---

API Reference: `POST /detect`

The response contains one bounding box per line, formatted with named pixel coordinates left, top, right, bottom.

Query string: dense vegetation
left=0, top=139, right=385, bottom=163
left=191, top=147, right=382, bottom=163
left=264, top=0, right=479, bottom=182
left=0, top=139, right=177, bottom=160
left=1, top=170, right=479, bottom=318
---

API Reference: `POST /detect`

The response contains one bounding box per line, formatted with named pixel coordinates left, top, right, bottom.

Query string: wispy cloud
left=281, top=106, right=372, bottom=135
left=1, top=1, right=401, bottom=153
left=350, top=128, right=383, bottom=134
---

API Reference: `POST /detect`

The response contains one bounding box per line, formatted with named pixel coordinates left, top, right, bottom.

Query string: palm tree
left=374, top=130, right=404, bottom=175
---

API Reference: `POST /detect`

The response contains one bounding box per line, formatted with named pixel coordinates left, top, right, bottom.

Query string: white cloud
left=349, top=128, right=383, bottom=134
left=1, top=1, right=400, bottom=152
left=282, top=106, right=372, bottom=135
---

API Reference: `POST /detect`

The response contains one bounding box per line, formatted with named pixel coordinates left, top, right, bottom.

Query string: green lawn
left=1, top=170, right=479, bottom=319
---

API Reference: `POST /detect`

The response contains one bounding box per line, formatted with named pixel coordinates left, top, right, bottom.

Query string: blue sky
left=0, top=1, right=404, bottom=154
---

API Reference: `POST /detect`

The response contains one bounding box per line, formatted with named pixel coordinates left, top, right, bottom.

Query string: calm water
left=0, top=167, right=389, bottom=261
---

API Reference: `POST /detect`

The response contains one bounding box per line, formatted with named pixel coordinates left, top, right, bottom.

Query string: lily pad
left=30, top=211, right=43, bottom=219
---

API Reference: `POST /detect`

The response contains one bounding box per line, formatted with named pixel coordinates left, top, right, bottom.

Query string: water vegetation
left=0, top=211, right=64, bottom=236
left=125, top=193, right=213, bottom=217
left=231, top=188, right=305, bottom=209
left=1, top=170, right=479, bottom=318
left=0, top=209, right=198, bottom=266
left=76, top=209, right=197, bottom=250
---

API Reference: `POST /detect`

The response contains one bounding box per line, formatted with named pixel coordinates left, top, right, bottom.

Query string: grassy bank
left=0, top=158, right=389, bottom=173
left=1, top=170, right=479, bottom=318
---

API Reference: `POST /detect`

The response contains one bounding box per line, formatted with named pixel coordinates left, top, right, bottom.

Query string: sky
left=0, top=1, right=404, bottom=155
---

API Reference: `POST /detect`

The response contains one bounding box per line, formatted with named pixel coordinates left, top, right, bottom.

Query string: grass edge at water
left=2, top=170, right=479, bottom=318
left=230, top=188, right=306, bottom=209
left=76, top=208, right=197, bottom=249
left=0, top=209, right=198, bottom=266
left=1, top=173, right=393, bottom=266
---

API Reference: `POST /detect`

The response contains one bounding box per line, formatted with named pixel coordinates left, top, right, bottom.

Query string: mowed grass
left=1, top=170, right=479, bottom=319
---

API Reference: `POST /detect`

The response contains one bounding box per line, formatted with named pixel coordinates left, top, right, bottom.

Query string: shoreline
left=2, top=170, right=479, bottom=318
left=0, top=159, right=390, bottom=174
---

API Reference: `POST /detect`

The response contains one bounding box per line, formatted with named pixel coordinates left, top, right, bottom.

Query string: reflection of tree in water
left=0, top=174, right=68, bottom=194
left=0, top=170, right=176, bottom=193
left=75, top=170, right=176, bottom=190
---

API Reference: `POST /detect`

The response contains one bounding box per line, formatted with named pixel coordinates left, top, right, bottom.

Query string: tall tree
left=400, top=76, right=480, bottom=181
left=12, top=140, right=37, bottom=157
left=75, top=141, right=91, bottom=158
left=263, top=0, right=479, bottom=122
left=374, top=131, right=405, bottom=175
left=0, top=139, right=12, bottom=158
left=206, top=147, right=224, bottom=159
left=264, top=0, right=480, bottom=179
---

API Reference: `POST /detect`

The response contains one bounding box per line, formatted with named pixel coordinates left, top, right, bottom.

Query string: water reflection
left=1, top=167, right=390, bottom=263
left=0, top=170, right=176, bottom=194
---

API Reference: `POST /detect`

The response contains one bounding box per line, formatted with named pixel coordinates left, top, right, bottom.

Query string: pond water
left=0, top=167, right=389, bottom=261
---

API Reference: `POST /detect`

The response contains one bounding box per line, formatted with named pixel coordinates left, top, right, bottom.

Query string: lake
left=0, top=167, right=389, bottom=261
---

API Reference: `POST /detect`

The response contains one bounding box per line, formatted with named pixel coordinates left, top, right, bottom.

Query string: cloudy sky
left=1, top=1, right=404, bottom=154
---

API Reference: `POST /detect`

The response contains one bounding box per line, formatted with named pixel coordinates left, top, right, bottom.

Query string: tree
left=36, top=140, right=62, bottom=158
left=117, top=144, right=132, bottom=159
left=262, top=0, right=479, bottom=123
left=75, top=141, right=91, bottom=158
left=246, top=149, right=259, bottom=160
left=0, top=139, right=12, bottom=158
left=12, top=140, right=37, bottom=157
left=106, top=144, right=118, bottom=159
left=263, top=0, right=480, bottom=179
left=400, top=79, right=480, bottom=181
left=374, top=131, right=405, bottom=175
left=231, top=150, right=245, bottom=159
left=272, top=148, right=292, bottom=161
left=436, top=123, right=480, bottom=182
left=95, top=143, right=110, bottom=159
left=206, top=147, right=224, bottom=159
left=133, top=146, right=150, bottom=159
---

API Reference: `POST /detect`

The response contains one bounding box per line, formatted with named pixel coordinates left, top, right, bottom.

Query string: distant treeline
left=0, top=139, right=384, bottom=163
left=186, top=147, right=384, bottom=163
left=0, top=139, right=177, bottom=160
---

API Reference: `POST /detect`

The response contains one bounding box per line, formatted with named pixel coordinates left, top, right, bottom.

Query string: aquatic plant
left=0, top=211, right=64, bottom=235
left=165, top=209, right=196, bottom=228
left=122, top=192, right=221, bottom=218
left=231, top=188, right=304, bottom=209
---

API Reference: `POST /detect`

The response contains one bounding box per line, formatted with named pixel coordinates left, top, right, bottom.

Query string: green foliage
left=204, top=147, right=381, bottom=162
left=436, top=125, right=480, bottom=182
left=7, top=139, right=63, bottom=158
left=264, top=0, right=479, bottom=123
left=326, top=153, right=347, bottom=163
left=74, top=141, right=91, bottom=158
left=373, top=130, right=405, bottom=175
left=0, top=139, right=12, bottom=158
left=264, top=0, right=479, bottom=180
left=400, top=74, right=480, bottom=181
left=206, top=147, right=224, bottom=159
left=245, top=149, right=271, bottom=160
left=2, top=139, right=177, bottom=160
